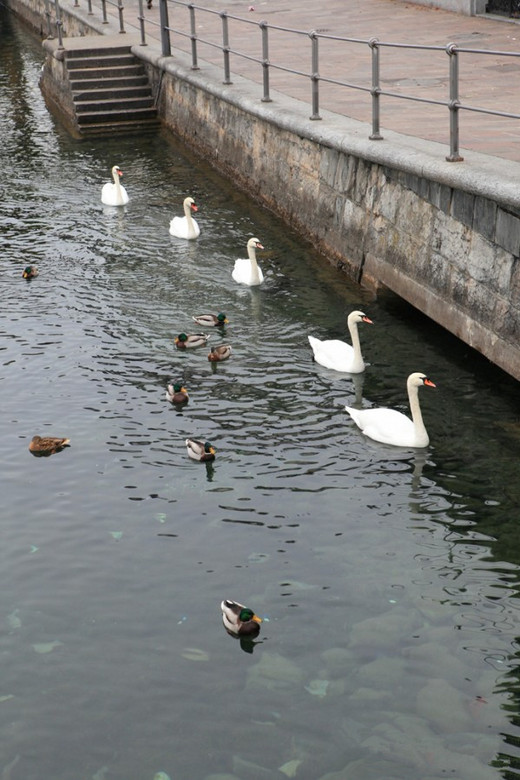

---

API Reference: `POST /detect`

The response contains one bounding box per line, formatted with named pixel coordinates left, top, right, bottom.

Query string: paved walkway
left=73, top=0, right=520, bottom=162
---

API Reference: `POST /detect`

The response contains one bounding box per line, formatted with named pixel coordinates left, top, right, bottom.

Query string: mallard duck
left=208, top=345, right=232, bottom=362
left=165, top=382, right=189, bottom=404
left=29, top=435, right=70, bottom=456
left=192, top=312, right=228, bottom=327
left=101, top=165, right=129, bottom=206
left=169, top=197, right=200, bottom=239
left=22, top=265, right=39, bottom=279
left=221, top=599, right=263, bottom=637
left=308, top=310, right=373, bottom=373
left=232, top=237, right=264, bottom=286
left=175, top=332, right=209, bottom=349
left=185, top=438, right=216, bottom=462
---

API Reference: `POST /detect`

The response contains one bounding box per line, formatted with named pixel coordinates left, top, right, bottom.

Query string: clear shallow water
left=2, top=10, right=520, bottom=780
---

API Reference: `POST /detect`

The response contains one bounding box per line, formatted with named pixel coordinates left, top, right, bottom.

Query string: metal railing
left=66, top=0, right=520, bottom=162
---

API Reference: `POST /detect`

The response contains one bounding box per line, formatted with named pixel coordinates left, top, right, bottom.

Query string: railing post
left=117, top=0, right=126, bottom=33
left=73, top=0, right=79, bottom=9
left=138, top=0, right=146, bottom=45
left=87, top=0, right=93, bottom=14
left=221, top=11, right=232, bottom=84
left=159, top=0, right=171, bottom=57
left=446, top=42, right=464, bottom=162
left=54, top=0, right=64, bottom=49
left=309, top=30, right=321, bottom=120
left=369, top=37, right=383, bottom=140
left=101, top=0, right=108, bottom=24
left=189, top=3, right=199, bottom=69
left=44, top=0, right=54, bottom=38
left=260, top=20, right=271, bottom=102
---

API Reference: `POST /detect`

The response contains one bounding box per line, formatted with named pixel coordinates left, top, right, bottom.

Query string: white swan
left=345, top=372, right=436, bottom=448
left=169, top=197, right=200, bottom=239
left=232, top=237, right=264, bottom=286
left=101, top=165, right=129, bottom=206
left=308, top=310, right=372, bottom=373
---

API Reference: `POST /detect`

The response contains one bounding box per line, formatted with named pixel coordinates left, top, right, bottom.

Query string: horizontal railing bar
left=379, top=89, right=452, bottom=108
left=453, top=47, right=520, bottom=57
left=459, top=103, right=520, bottom=119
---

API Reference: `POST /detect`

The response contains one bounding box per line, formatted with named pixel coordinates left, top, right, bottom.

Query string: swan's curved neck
left=184, top=202, right=194, bottom=224
left=347, top=319, right=364, bottom=372
left=113, top=170, right=122, bottom=195
left=247, top=244, right=258, bottom=268
left=408, top=382, right=427, bottom=436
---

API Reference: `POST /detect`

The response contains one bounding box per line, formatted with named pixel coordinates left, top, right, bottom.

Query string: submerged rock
left=32, top=640, right=63, bottom=654
left=232, top=755, right=272, bottom=780
left=246, top=652, right=305, bottom=692
left=416, top=678, right=472, bottom=733
left=305, top=679, right=330, bottom=698
left=348, top=607, right=423, bottom=655
left=278, top=759, right=303, bottom=777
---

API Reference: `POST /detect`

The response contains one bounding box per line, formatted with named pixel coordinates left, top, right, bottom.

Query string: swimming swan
left=101, top=165, right=129, bottom=206
left=345, top=372, right=436, bottom=448
left=232, top=237, right=264, bottom=286
left=169, top=197, right=200, bottom=239
left=308, top=310, right=372, bottom=373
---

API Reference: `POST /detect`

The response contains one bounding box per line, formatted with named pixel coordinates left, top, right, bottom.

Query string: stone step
left=75, top=95, right=154, bottom=113
left=67, top=63, right=145, bottom=81
left=76, top=106, right=158, bottom=125
left=65, top=45, right=133, bottom=59
left=66, top=53, right=137, bottom=70
left=73, top=84, right=153, bottom=101
left=69, top=74, right=149, bottom=90
left=79, top=118, right=160, bottom=137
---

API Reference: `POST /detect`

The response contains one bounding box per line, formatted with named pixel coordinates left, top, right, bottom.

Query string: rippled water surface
left=2, top=11, right=520, bottom=780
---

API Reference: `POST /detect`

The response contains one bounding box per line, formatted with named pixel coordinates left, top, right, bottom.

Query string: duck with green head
left=165, top=382, right=189, bottom=404
left=22, top=265, right=39, bottom=279
left=192, top=312, right=228, bottom=327
left=221, top=599, right=263, bottom=637
left=185, top=438, right=216, bottom=462
left=175, top=332, right=209, bottom=349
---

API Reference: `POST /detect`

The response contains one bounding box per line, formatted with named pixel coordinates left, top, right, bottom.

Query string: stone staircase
left=65, top=44, right=159, bottom=136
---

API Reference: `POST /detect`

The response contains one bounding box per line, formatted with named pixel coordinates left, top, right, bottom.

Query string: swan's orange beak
left=191, top=203, right=198, bottom=212
left=256, top=242, right=264, bottom=249
left=362, top=316, right=373, bottom=324
left=424, top=377, right=436, bottom=388
left=117, top=169, right=123, bottom=177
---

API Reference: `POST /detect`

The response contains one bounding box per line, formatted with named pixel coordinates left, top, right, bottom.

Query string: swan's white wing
left=345, top=406, right=418, bottom=446
left=101, top=182, right=129, bottom=206
left=170, top=215, right=199, bottom=239
left=232, top=258, right=263, bottom=286
left=308, top=336, right=355, bottom=372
